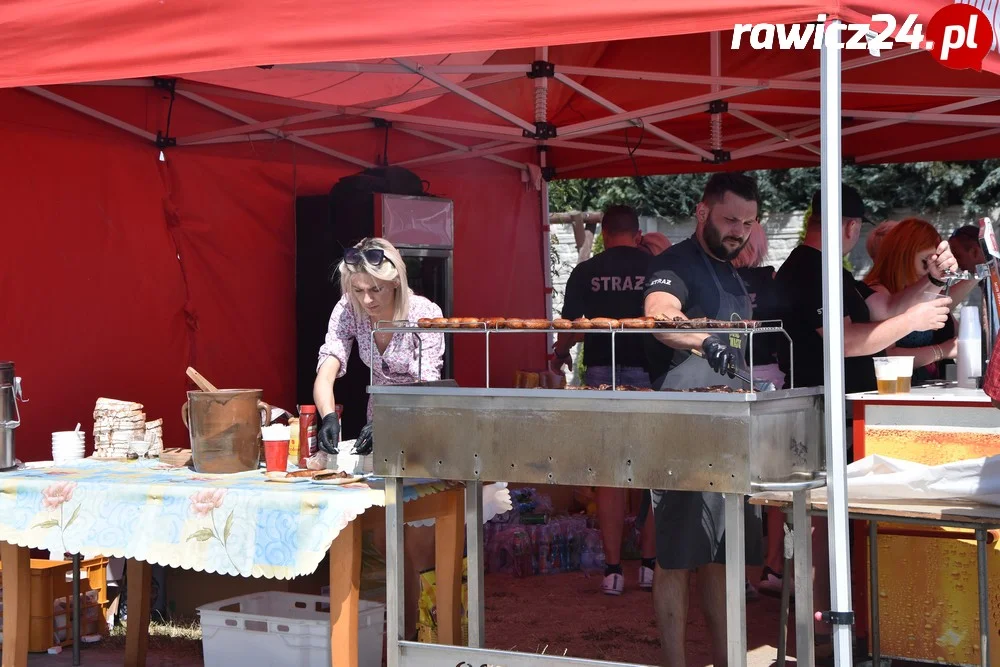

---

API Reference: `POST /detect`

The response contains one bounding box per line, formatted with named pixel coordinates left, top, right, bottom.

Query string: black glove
left=317, top=413, right=341, bottom=455
left=701, top=335, right=740, bottom=379
left=354, top=423, right=373, bottom=456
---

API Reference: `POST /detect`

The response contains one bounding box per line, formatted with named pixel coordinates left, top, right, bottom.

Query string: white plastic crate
left=198, top=591, right=385, bottom=667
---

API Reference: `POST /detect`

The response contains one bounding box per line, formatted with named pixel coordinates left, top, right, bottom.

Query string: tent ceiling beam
left=729, top=100, right=1000, bottom=126
left=558, top=86, right=763, bottom=137
left=728, top=110, right=821, bottom=155
left=558, top=106, right=707, bottom=138
left=553, top=72, right=714, bottom=160
left=274, top=62, right=531, bottom=75
left=393, top=123, right=536, bottom=145
left=545, top=138, right=703, bottom=162
left=353, top=73, right=522, bottom=111
left=176, top=90, right=374, bottom=168
left=727, top=120, right=823, bottom=156
left=396, top=140, right=522, bottom=167
left=395, top=127, right=527, bottom=171
left=730, top=97, right=996, bottom=160
left=558, top=64, right=997, bottom=98
left=176, top=109, right=343, bottom=145
left=392, top=57, right=537, bottom=134
left=173, top=83, right=528, bottom=138
left=23, top=86, right=157, bottom=143
left=857, top=127, right=1000, bottom=162
left=181, top=122, right=377, bottom=146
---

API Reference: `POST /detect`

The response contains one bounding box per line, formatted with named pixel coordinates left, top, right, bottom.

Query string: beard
left=703, top=215, right=748, bottom=261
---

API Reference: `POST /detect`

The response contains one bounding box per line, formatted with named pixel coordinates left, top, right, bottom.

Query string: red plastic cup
left=264, top=440, right=290, bottom=473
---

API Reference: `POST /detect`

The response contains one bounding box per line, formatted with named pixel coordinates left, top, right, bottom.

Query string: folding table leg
left=329, top=519, right=361, bottom=667
left=869, top=521, right=880, bottom=666
left=434, top=489, right=463, bottom=646
left=385, top=478, right=405, bottom=667
left=466, top=480, right=485, bottom=648
left=724, top=493, right=747, bottom=667
left=124, top=559, right=152, bottom=667
left=0, top=542, right=30, bottom=667
left=977, top=528, right=989, bottom=667
left=792, top=491, right=814, bottom=667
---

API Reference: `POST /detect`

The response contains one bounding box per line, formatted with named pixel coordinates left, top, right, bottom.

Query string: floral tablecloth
left=0, top=459, right=507, bottom=580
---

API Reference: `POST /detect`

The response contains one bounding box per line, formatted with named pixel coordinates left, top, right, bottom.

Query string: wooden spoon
left=186, top=367, right=219, bottom=392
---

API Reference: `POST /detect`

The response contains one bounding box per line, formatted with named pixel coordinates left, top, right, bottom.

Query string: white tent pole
left=535, top=45, right=555, bottom=356
left=176, top=109, right=342, bottom=145
left=857, top=127, right=1000, bottom=162
left=393, top=58, right=537, bottom=133
left=23, top=87, right=158, bottom=142
left=176, top=90, right=374, bottom=168
left=819, top=19, right=854, bottom=667
left=554, top=72, right=714, bottom=160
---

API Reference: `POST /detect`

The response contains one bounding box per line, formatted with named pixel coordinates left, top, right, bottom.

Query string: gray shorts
left=651, top=489, right=763, bottom=570
left=584, top=366, right=651, bottom=388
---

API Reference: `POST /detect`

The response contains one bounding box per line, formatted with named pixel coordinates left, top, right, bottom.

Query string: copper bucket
left=182, top=390, right=271, bottom=473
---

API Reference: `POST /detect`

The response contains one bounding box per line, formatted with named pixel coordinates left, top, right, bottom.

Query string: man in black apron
left=643, top=172, right=763, bottom=667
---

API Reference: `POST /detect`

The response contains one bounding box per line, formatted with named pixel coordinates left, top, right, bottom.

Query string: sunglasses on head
left=343, top=245, right=387, bottom=266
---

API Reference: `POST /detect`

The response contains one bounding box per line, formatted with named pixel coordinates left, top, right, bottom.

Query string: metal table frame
left=385, top=480, right=826, bottom=667
left=757, top=499, right=998, bottom=667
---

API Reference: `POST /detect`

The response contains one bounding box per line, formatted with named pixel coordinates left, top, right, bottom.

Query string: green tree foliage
left=548, top=160, right=1000, bottom=220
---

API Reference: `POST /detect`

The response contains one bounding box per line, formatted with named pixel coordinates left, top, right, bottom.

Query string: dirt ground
left=23, top=563, right=909, bottom=666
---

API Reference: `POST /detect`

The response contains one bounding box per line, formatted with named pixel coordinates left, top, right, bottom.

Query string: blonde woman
left=314, top=237, right=445, bottom=454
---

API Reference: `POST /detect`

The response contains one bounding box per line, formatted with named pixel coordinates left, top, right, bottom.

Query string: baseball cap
left=810, top=185, right=870, bottom=223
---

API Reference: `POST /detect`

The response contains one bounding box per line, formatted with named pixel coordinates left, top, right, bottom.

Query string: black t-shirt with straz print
left=561, top=246, right=652, bottom=368
left=774, top=245, right=878, bottom=393
left=642, top=237, right=749, bottom=387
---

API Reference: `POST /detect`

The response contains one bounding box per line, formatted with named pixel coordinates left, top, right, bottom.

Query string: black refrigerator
left=295, top=191, right=454, bottom=439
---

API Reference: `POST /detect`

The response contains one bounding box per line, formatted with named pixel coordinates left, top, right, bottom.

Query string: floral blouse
left=317, top=292, right=445, bottom=421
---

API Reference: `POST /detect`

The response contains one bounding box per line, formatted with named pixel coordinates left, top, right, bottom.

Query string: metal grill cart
left=371, top=322, right=828, bottom=667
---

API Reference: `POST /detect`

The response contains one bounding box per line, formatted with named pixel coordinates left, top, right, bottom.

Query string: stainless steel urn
left=0, top=362, right=23, bottom=469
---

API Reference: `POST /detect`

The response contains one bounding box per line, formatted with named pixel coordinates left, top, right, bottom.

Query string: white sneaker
left=638, top=565, right=654, bottom=590
left=601, top=572, right=624, bottom=596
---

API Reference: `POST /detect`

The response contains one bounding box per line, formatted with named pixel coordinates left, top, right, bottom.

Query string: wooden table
left=1, top=487, right=466, bottom=667
left=753, top=496, right=1000, bottom=667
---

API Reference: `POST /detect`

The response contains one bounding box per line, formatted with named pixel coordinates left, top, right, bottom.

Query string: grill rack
left=370, top=319, right=794, bottom=392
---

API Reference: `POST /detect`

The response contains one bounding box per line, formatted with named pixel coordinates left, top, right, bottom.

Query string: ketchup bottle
left=298, top=405, right=317, bottom=469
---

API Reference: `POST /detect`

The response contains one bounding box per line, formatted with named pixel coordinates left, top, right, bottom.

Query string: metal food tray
left=370, top=384, right=825, bottom=494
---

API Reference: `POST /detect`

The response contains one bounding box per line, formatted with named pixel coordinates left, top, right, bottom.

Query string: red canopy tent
left=3, top=2, right=1000, bottom=665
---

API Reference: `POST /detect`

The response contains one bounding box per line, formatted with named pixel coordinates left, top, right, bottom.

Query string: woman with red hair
left=865, top=218, right=976, bottom=383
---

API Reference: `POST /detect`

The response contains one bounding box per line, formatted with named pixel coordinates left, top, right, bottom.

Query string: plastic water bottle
left=957, top=306, right=982, bottom=389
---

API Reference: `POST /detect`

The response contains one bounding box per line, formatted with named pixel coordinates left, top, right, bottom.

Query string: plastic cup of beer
left=890, top=355, right=915, bottom=393
left=873, top=357, right=897, bottom=394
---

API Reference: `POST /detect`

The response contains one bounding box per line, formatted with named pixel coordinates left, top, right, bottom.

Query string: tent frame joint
left=701, top=149, right=730, bottom=164
left=156, top=131, right=176, bottom=148
left=707, top=100, right=729, bottom=114
left=372, top=118, right=393, bottom=129
left=527, top=60, right=555, bottom=79
left=843, top=155, right=856, bottom=165
left=524, top=121, right=557, bottom=140
left=152, top=77, right=176, bottom=92
left=817, top=610, right=855, bottom=626
left=541, top=166, right=556, bottom=181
